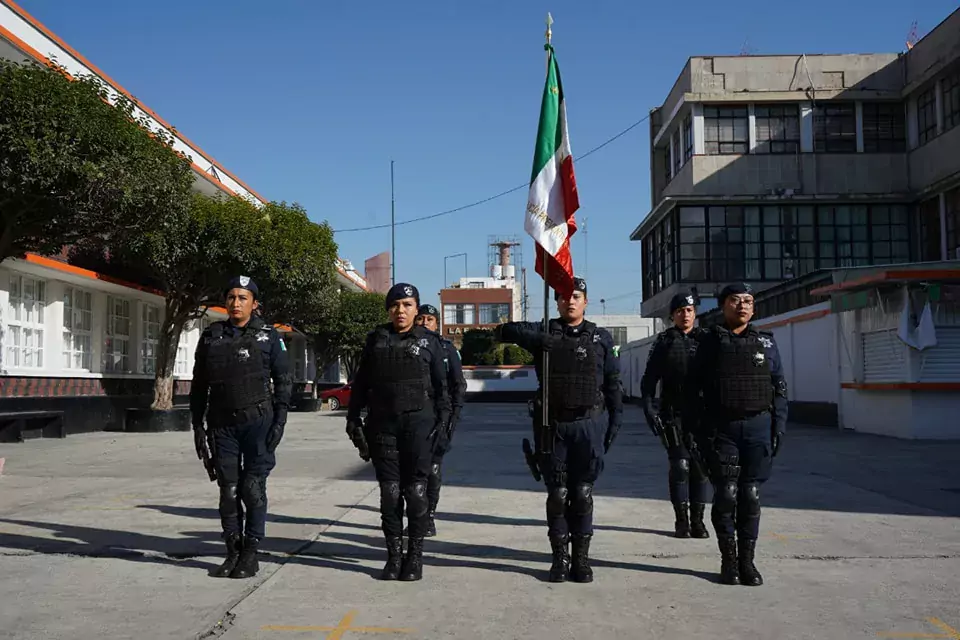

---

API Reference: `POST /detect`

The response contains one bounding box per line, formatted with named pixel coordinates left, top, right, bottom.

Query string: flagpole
left=540, top=12, right=554, bottom=457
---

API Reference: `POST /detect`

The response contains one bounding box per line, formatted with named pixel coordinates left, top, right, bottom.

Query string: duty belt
left=213, top=402, right=270, bottom=429
left=550, top=402, right=603, bottom=423
left=717, top=408, right=770, bottom=422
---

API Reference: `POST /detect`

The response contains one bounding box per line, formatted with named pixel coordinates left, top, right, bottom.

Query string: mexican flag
left=524, top=45, right=580, bottom=299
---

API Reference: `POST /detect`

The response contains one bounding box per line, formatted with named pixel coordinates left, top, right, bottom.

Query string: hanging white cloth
left=914, top=301, right=938, bottom=351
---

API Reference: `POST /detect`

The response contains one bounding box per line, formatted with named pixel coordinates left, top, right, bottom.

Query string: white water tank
left=504, top=265, right=515, bottom=279
left=491, top=265, right=503, bottom=279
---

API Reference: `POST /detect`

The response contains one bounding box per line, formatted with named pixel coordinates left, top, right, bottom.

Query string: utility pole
left=390, top=160, right=396, bottom=286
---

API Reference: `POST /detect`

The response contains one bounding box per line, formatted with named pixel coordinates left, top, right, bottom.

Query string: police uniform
left=190, top=276, right=292, bottom=579
left=496, top=277, right=623, bottom=584
left=685, top=283, right=788, bottom=586
left=345, top=284, right=451, bottom=582
left=641, top=291, right=712, bottom=538
left=416, top=304, right=466, bottom=537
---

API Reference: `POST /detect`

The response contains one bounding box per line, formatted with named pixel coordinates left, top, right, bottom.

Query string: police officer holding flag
left=345, top=283, right=451, bottom=582
left=685, top=283, right=788, bottom=586
left=190, top=276, right=292, bottom=579
left=640, top=291, right=711, bottom=539
left=495, top=276, right=622, bottom=584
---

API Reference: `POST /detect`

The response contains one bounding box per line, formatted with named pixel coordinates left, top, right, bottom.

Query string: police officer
left=190, top=276, right=292, bottom=579
left=685, top=283, right=787, bottom=586
left=412, top=304, right=466, bottom=537
left=495, top=277, right=622, bottom=583
left=345, top=283, right=451, bottom=582
left=640, top=291, right=711, bottom=539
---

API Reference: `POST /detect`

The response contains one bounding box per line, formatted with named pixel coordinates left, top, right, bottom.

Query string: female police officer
left=344, top=283, right=451, bottom=582
left=685, top=283, right=787, bottom=586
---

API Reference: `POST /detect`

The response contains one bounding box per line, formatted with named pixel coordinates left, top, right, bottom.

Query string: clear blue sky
left=19, top=0, right=959, bottom=315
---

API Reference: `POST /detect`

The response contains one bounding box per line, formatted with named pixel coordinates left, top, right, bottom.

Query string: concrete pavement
left=1, top=404, right=959, bottom=640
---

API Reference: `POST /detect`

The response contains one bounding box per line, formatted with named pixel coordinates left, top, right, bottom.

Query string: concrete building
left=631, top=6, right=960, bottom=320
left=584, top=314, right=660, bottom=347
left=363, top=252, right=391, bottom=294
left=0, top=1, right=367, bottom=438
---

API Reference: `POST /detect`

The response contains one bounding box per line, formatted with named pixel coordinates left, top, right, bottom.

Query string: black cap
left=418, top=304, right=439, bottom=319
left=718, top=282, right=753, bottom=304
left=386, top=282, right=420, bottom=309
left=669, top=291, right=697, bottom=314
left=225, top=275, right=258, bottom=299
left=554, top=276, right=587, bottom=300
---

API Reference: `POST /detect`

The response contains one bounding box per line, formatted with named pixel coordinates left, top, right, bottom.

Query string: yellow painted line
left=877, top=618, right=960, bottom=639
left=767, top=533, right=816, bottom=541
left=262, top=610, right=415, bottom=637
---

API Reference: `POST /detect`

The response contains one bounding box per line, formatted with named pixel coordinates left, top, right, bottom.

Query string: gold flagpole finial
left=545, top=13, right=553, bottom=45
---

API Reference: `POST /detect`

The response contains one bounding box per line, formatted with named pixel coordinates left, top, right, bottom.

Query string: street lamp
left=443, top=253, right=467, bottom=288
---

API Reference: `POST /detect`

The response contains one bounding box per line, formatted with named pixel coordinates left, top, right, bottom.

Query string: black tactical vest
left=660, top=328, right=698, bottom=409
left=367, top=330, right=431, bottom=414
left=204, top=323, right=270, bottom=414
left=707, top=327, right=773, bottom=415
left=543, top=322, right=599, bottom=410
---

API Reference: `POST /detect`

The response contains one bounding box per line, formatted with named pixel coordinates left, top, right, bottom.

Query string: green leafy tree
left=460, top=329, right=497, bottom=366
left=307, top=290, right=387, bottom=381
left=0, top=60, right=193, bottom=260
left=121, top=193, right=268, bottom=410
left=502, top=343, right=534, bottom=365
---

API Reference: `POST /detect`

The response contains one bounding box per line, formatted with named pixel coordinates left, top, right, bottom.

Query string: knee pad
left=716, top=480, right=738, bottom=508
left=430, top=462, right=442, bottom=479
left=569, top=483, right=594, bottom=517
left=669, top=458, right=690, bottom=479
left=379, top=481, right=401, bottom=512
left=739, top=482, right=761, bottom=518
left=239, top=475, right=266, bottom=510
left=403, top=481, right=429, bottom=518
left=546, top=486, right=568, bottom=518
left=219, top=484, right=239, bottom=517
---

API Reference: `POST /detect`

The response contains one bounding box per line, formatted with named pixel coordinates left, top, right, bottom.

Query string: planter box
left=295, top=398, right=320, bottom=413
left=125, top=407, right=192, bottom=433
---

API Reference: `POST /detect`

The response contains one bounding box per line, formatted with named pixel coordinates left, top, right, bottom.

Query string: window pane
left=679, top=207, right=705, bottom=226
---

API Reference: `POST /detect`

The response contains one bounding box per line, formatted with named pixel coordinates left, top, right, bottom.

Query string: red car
left=320, top=383, right=352, bottom=411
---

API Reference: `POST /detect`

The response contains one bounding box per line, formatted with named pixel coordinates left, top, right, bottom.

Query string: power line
left=332, top=113, right=650, bottom=233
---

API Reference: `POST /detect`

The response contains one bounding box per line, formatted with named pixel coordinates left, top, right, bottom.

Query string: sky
left=18, top=0, right=960, bottom=316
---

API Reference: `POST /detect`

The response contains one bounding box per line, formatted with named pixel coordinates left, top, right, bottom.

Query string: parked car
left=320, top=383, right=352, bottom=411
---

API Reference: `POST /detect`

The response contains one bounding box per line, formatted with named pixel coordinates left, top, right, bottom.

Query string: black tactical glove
left=193, top=424, right=209, bottom=462
left=641, top=397, right=658, bottom=436
left=604, top=421, right=621, bottom=453
left=346, top=418, right=369, bottom=461
left=431, top=421, right=451, bottom=454
left=266, top=421, right=285, bottom=453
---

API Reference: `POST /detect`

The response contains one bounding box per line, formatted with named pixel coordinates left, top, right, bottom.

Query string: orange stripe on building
left=810, top=269, right=960, bottom=296
left=756, top=308, right=830, bottom=330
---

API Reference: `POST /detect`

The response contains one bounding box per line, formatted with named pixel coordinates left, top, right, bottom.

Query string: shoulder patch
left=758, top=335, right=773, bottom=348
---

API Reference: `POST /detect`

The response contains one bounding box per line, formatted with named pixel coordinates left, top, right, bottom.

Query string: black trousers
left=368, top=408, right=436, bottom=539
left=538, top=412, right=607, bottom=538
left=667, top=434, right=711, bottom=505
left=704, top=412, right=773, bottom=540
left=213, top=410, right=275, bottom=540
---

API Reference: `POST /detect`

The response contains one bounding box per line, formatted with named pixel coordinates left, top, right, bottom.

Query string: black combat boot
left=717, top=537, right=740, bottom=585
left=399, top=537, right=424, bottom=581
left=211, top=532, right=243, bottom=578
left=230, top=536, right=260, bottom=579
left=570, top=533, right=594, bottom=584
left=548, top=534, right=571, bottom=583
left=673, top=501, right=691, bottom=538
left=689, top=503, right=710, bottom=539
left=738, top=538, right=764, bottom=586
left=425, top=511, right=437, bottom=538
left=380, top=536, right=404, bottom=581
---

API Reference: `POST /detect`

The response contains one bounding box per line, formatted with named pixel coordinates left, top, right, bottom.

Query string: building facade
left=632, top=7, right=960, bottom=319
left=438, top=278, right=515, bottom=348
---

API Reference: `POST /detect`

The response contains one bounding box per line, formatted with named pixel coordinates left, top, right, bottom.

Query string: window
left=62, top=286, right=93, bottom=370
left=755, top=105, right=800, bottom=154
left=917, top=87, right=937, bottom=145
left=672, top=130, right=681, bottom=175
left=662, top=147, right=672, bottom=185
left=140, top=303, right=161, bottom=374
left=868, top=205, right=911, bottom=264
left=442, top=303, right=475, bottom=325
left=703, top=106, right=748, bottom=154
left=918, top=197, right=942, bottom=261
left=175, top=332, right=190, bottom=376
left=947, top=187, right=960, bottom=260
left=682, top=114, right=693, bottom=162
left=813, top=103, right=856, bottom=152
left=678, top=206, right=706, bottom=280
left=944, top=70, right=960, bottom=132
left=606, top=327, right=628, bottom=346
left=862, top=103, right=906, bottom=152
left=104, top=296, right=131, bottom=373
left=478, top=303, right=511, bottom=324
left=5, top=275, right=45, bottom=368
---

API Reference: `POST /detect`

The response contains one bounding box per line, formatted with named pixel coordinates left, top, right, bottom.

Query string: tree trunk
left=342, top=352, right=360, bottom=382
left=150, top=297, right=191, bottom=410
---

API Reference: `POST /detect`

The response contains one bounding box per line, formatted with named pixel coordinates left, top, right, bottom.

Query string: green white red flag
left=524, top=45, right=580, bottom=299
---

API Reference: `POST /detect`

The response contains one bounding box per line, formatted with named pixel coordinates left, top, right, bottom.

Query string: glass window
left=917, top=87, right=937, bottom=145
left=755, top=105, right=800, bottom=154
left=140, top=304, right=161, bottom=375
left=442, top=304, right=475, bottom=325
left=104, top=296, right=131, bottom=373
left=5, top=275, right=45, bottom=368
left=703, top=106, right=748, bottom=154
left=919, top=197, right=942, bottom=261
left=862, top=102, right=906, bottom=152
left=606, top=327, right=629, bottom=346
left=672, top=130, right=682, bottom=175
left=813, top=103, right=856, bottom=152
left=682, top=114, right=693, bottom=162
left=479, top=303, right=511, bottom=324
left=944, top=70, right=960, bottom=133
left=946, top=187, right=960, bottom=260
left=62, top=286, right=93, bottom=370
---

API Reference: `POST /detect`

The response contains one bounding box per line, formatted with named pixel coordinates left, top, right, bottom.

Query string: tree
left=307, top=290, right=387, bottom=381
left=460, top=329, right=497, bottom=366
left=0, top=60, right=193, bottom=261
left=122, top=193, right=268, bottom=410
